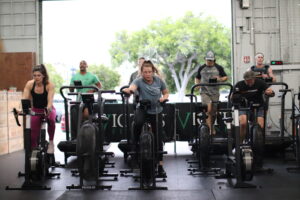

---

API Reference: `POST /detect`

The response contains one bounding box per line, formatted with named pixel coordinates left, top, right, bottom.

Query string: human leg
left=239, top=113, right=247, bottom=144
left=201, top=93, right=214, bottom=135
left=257, top=107, right=265, bottom=129
left=30, top=108, right=42, bottom=148
left=47, top=107, right=56, bottom=153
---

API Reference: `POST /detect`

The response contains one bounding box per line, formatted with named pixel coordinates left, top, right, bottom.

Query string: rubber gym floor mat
left=212, top=188, right=300, bottom=200
left=1, top=142, right=300, bottom=200
left=56, top=190, right=215, bottom=200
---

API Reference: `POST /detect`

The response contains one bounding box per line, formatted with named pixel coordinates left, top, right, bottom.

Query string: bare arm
left=265, top=87, right=274, bottom=96
left=122, top=84, right=138, bottom=95
left=96, top=81, right=102, bottom=89
left=268, top=67, right=276, bottom=82
left=194, top=77, right=201, bottom=90
left=46, top=82, right=55, bottom=111
left=160, top=88, right=169, bottom=102
left=218, top=76, right=228, bottom=82
left=23, top=81, right=32, bottom=99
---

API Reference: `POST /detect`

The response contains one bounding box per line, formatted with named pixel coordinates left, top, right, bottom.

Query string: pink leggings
left=31, top=107, right=56, bottom=148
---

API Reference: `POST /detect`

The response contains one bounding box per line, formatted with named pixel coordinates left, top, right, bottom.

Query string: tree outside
left=110, top=12, right=231, bottom=101
left=45, top=63, right=64, bottom=93
left=88, top=64, right=121, bottom=90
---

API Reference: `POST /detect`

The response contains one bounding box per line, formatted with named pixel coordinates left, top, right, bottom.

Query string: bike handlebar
left=12, top=108, right=47, bottom=127
left=59, top=85, right=99, bottom=100
left=191, top=82, right=233, bottom=95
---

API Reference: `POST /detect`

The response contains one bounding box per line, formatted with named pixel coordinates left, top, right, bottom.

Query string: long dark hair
left=32, top=64, right=49, bottom=85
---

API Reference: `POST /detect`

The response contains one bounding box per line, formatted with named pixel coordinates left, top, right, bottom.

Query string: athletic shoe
left=157, top=165, right=166, bottom=177
left=47, top=140, right=54, bottom=154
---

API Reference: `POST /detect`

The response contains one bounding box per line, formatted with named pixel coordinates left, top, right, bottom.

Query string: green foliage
left=110, top=12, right=231, bottom=95
left=45, top=63, right=64, bottom=93
left=88, top=64, right=121, bottom=90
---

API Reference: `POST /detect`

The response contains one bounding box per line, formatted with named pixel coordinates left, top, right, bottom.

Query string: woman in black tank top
left=31, top=81, right=48, bottom=109
left=22, top=64, right=56, bottom=153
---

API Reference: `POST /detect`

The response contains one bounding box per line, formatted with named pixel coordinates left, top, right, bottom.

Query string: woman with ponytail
left=22, top=64, right=56, bottom=154
left=123, top=60, right=169, bottom=176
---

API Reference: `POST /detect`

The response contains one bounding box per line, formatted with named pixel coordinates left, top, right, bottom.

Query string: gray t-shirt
left=195, top=63, right=227, bottom=96
left=132, top=76, right=167, bottom=114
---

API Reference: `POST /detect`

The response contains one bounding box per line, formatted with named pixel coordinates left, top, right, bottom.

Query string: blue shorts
left=239, top=106, right=264, bottom=117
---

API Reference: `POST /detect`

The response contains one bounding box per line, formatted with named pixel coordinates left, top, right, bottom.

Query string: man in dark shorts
left=232, top=71, right=274, bottom=143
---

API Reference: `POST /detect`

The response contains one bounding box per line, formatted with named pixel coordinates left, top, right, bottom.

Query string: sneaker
left=232, top=148, right=235, bottom=156
left=157, top=165, right=166, bottom=177
left=47, top=140, right=54, bottom=154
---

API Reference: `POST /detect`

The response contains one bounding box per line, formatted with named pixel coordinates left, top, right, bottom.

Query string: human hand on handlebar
left=159, top=97, right=168, bottom=103
left=265, top=88, right=275, bottom=97
left=45, top=107, right=52, bottom=116
left=122, top=88, right=134, bottom=95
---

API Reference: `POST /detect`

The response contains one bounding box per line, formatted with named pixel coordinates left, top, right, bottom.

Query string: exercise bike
left=6, top=99, right=60, bottom=190
left=128, top=99, right=168, bottom=190
left=216, top=92, right=256, bottom=188
left=244, top=100, right=274, bottom=173
left=186, top=81, right=233, bottom=175
left=61, top=86, right=117, bottom=190
left=286, top=88, right=300, bottom=173
left=117, top=85, right=135, bottom=162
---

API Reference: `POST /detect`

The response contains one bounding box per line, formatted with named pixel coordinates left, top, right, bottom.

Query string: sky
left=42, top=0, right=232, bottom=70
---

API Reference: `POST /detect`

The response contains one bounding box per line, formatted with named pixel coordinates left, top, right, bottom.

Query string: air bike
left=218, top=89, right=256, bottom=188
left=217, top=87, right=274, bottom=188
left=117, top=85, right=135, bottom=163
left=6, top=99, right=60, bottom=190
left=185, top=80, right=233, bottom=175
left=119, top=89, right=168, bottom=190
left=284, top=87, right=300, bottom=173
left=59, top=85, right=117, bottom=190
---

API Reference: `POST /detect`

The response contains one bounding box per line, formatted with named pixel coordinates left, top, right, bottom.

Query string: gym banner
left=102, top=102, right=228, bottom=142
left=103, top=103, right=175, bottom=142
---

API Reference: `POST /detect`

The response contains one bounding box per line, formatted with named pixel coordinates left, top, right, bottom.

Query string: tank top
left=250, top=65, right=270, bottom=76
left=31, top=82, right=48, bottom=109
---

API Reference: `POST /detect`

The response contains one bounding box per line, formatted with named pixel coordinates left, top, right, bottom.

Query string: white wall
left=0, top=0, right=41, bottom=62
left=232, top=0, right=300, bottom=135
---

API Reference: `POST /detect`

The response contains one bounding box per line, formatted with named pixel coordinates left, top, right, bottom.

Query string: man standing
left=195, top=51, right=228, bottom=135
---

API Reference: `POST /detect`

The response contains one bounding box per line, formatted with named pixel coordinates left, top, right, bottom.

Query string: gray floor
left=1, top=140, right=300, bottom=200
left=1, top=122, right=300, bottom=200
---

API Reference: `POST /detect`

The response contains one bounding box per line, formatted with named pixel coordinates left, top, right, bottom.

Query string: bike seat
left=195, top=103, right=208, bottom=112
left=137, top=99, right=151, bottom=111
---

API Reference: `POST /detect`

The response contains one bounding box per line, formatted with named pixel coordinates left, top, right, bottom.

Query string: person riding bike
left=123, top=60, right=169, bottom=176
